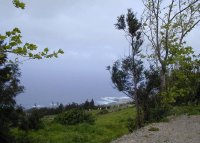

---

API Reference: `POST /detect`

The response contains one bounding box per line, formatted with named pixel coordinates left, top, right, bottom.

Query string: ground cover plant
left=11, top=105, right=200, bottom=143
left=12, top=107, right=136, bottom=143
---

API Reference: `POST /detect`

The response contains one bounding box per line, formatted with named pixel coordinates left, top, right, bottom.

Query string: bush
left=55, top=109, right=95, bottom=125
left=126, top=117, right=137, bottom=132
left=0, top=127, right=15, bottom=143
left=19, top=110, right=42, bottom=131
left=169, top=105, right=200, bottom=116
left=28, top=110, right=43, bottom=130
left=98, top=109, right=109, bottom=115
left=148, top=106, right=170, bottom=122
left=15, top=132, right=34, bottom=143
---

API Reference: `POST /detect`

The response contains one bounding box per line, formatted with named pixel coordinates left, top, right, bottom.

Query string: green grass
left=12, top=105, right=200, bottom=143
left=13, top=107, right=136, bottom=143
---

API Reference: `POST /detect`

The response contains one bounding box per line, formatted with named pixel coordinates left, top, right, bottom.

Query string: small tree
left=90, top=99, right=95, bottom=109
left=0, top=42, right=24, bottom=142
left=141, top=0, right=200, bottom=102
left=108, top=9, right=144, bottom=128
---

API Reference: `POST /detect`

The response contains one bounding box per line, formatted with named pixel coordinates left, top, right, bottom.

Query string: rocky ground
left=111, top=115, right=200, bottom=143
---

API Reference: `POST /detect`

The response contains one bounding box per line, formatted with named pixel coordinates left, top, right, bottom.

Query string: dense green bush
left=19, top=110, right=43, bottom=131
left=15, top=132, right=34, bottom=143
left=55, top=109, right=95, bottom=125
left=148, top=106, right=170, bottom=122
left=169, top=105, right=200, bottom=116
left=98, top=109, right=109, bottom=115
left=126, top=117, right=137, bottom=132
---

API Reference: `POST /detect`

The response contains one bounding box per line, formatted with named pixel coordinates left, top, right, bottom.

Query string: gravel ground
left=111, top=115, right=200, bottom=143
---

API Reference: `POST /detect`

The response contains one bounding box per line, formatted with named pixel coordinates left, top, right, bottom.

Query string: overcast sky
left=0, top=0, right=200, bottom=107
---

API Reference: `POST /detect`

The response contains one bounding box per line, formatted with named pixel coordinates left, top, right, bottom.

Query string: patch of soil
left=111, top=115, right=200, bottom=143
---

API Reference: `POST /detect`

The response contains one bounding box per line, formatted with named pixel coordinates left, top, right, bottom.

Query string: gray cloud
left=0, top=0, right=199, bottom=107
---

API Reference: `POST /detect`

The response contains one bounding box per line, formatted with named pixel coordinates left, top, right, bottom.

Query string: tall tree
left=0, top=42, right=24, bottom=142
left=0, top=1, right=64, bottom=142
left=108, top=9, right=144, bottom=127
left=141, top=0, right=200, bottom=95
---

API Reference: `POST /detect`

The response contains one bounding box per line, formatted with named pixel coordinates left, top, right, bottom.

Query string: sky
left=0, top=0, right=200, bottom=107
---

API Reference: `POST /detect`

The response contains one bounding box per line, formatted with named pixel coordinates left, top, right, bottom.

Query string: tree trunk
left=135, top=94, right=142, bottom=128
left=160, top=64, right=166, bottom=92
left=160, top=71, right=166, bottom=91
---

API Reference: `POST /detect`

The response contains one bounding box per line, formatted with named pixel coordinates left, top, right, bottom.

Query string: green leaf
left=12, top=0, right=25, bottom=9
left=58, top=49, right=64, bottom=54
left=44, top=48, right=49, bottom=53
left=28, top=53, right=33, bottom=57
left=6, top=31, right=11, bottom=37
left=0, top=35, right=7, bottom=40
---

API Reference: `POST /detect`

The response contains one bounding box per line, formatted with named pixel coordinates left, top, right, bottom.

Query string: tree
left=83, top=100, right=90, bottom=110
left=0, top=42, right=24, bottom=142
left=0, top=1, right=64, bottom=142
left=170, top=54, right=200, bottom=105
left=108, top=9, right=144, bottom=128
left=90, top=99, right=95, bottom=109
left=141, top=0, right=200, bottom=103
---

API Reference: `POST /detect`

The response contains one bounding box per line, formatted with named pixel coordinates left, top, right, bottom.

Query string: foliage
left=14, top=132, right=34, bottom=143
left=108, top=9, right=144, bottom=128
left=0, top=1, right=64, bottom=62
left=19, top=109, right=43, bottom=131
left=142, top=0, right=200, bottom=102
left=83, top=99, right=95, bottom=110
left=25, top=99, right=97, bottom=119
left=0, top=1, right=64, bottom=142
left=126, top=117, right=137, bottom=132
left=54, top=109, right=95, bottom=125
left=170, top=55, right=200, bottom=105
left=148, top=105, right=170, bottom=122
left=12, top=105, right=200, bottom=143
left=0, top=28, right=64, bottom=61
left=169, top=105, right=200, bottom=116
left=26, top=104, right=64, bottom=118
left=13, top=107, right=135, bottom=143
left=109, top=1, right=200, bottom=129
left=98, top=109, right=109, bottom=115
left=0, top=42, right=24, bottom=143
left=0, top=44, right=24, bottom=107
left=12, top=0, right=25, bottom=9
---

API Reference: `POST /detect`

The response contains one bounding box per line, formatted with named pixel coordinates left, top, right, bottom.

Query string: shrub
left=148, top=106, right=170, bottom=122
left=15, top=132, right=34, bottom=143
left=98, top=109, right=109, bottom=115
left=169, top=105, right=200, bottom=116
left=0, top=126, right=15, bottom=143
left=19, top=110, right=43, bottom=131
left=28, top=110, right=43, bottom=130
left=126, top=117, right=137, bottom=132
left=55, top=109, right=95, bottom=125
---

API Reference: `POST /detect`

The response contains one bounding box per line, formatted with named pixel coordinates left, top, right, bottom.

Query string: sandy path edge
left=111, top=115, right=200, bottom=143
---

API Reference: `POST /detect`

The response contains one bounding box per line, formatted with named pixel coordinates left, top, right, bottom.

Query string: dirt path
left=111, top=115, right=200, bottom=143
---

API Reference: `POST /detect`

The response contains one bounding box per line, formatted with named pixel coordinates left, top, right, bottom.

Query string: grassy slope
left=13, top=105, right=200, bottom=143
left=14, top=107, right=136, bottom=143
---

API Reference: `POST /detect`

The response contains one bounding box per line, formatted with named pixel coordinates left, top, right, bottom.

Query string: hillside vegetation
left=12, top=107, right=136, bottom=143
left=11, top=105, right=200, bottom=143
